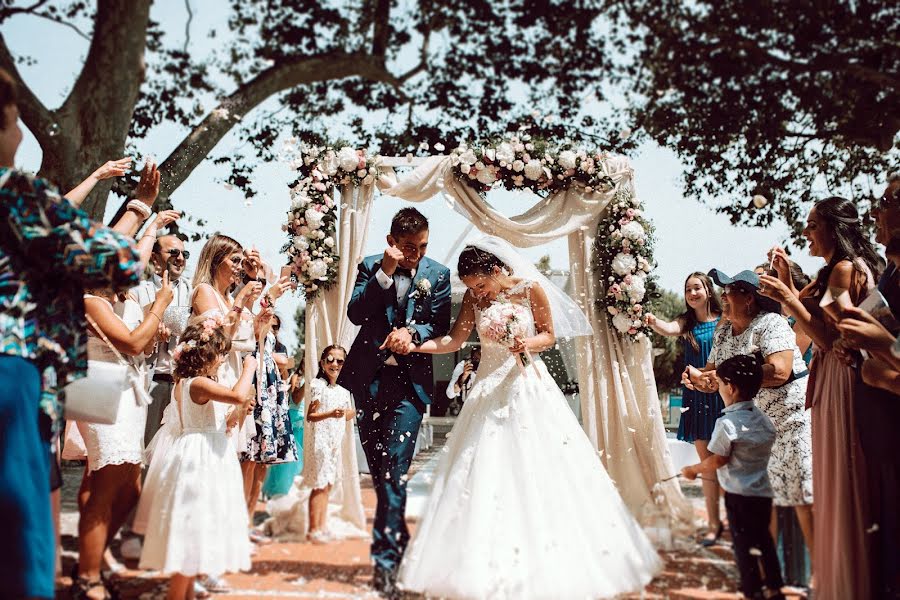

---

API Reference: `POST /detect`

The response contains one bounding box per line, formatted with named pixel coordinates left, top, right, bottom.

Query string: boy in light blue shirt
left=682, top=354, right=784, bottom=600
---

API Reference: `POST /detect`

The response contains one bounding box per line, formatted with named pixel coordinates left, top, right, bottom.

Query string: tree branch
left=371, top=0, right=391, bottom=57
left=0, top=33, right=55, bottom=137
left=109, top=51, right=404, bottom=223
left=0, top=0, right=48, bottom=21
left=183, top=0, right=193, bottom=53
left=399, top=27, right=430, bottom=82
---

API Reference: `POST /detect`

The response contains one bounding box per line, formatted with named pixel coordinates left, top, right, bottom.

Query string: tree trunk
left=36, top=0, right=151, bottom=220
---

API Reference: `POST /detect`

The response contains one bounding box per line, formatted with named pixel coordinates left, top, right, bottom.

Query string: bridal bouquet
left=480, top=302, right=540, bottom=378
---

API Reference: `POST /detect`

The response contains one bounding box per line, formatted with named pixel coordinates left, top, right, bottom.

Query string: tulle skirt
left=135, top=427, right=251, bottom=577
left=397, top=358, right=662, bottom=599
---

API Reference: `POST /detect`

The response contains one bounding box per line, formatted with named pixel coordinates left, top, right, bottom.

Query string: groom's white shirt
left=375, top=267, right=415, bottom=301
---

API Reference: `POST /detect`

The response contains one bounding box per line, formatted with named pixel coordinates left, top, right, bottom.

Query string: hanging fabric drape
left=306, top=154, right=692, bottom=530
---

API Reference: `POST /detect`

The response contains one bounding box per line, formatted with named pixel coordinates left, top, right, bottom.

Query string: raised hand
left=381, top=245, right=405, bottom=276
left=93, top=157, right=133, bottom=181
left=758, top=274, right=793, bottom=305
left=242, top=248, right=262, bottom=279
left=156, top=270, right=174, bottom=307
left=154, top=209, right=181, bottom=230
left=236, top=281, right=264, bottom=308
left=768, top=246, right=793, bottom=285
left=243, top=354, right=258, bottom=373
left=135, top=161, right=161, bottom=207
left=268, top=276, right=292, bottom=302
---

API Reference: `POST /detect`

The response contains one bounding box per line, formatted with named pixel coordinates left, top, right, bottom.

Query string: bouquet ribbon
left=514, top=347, right=542, bottom=380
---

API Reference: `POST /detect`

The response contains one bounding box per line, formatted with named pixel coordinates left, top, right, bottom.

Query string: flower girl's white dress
left=136, top=377, right=251, bottom=576
left=397, top=281, right=662, bottom=599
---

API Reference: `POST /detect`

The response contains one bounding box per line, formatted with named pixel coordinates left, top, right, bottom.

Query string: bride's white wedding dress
left=398, top=281, right=662, bottom=599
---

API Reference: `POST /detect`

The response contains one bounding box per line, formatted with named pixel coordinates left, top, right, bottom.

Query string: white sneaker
left=119, top=536, right=142, bottom=560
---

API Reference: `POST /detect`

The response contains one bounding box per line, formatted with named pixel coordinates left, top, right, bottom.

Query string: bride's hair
left=457, top=246, right=513, bottom=277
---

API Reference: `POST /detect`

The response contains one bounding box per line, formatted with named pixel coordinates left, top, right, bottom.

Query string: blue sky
left=3, top=2, right=826, bottom=351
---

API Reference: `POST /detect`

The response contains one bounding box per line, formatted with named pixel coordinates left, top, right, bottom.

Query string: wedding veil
left=464, top=236, right=593, bottom=339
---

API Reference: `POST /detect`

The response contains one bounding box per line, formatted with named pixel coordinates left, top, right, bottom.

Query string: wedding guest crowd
left=2, top=54, right=899, bottom=600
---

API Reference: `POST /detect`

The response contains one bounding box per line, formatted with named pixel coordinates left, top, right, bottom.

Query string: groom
left=340, top=207, right=451, bottom=594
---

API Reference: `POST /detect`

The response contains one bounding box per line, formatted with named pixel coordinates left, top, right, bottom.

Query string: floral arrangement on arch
left=594, top=185, right=658, bottom=341
left=447, top=135, right=615, bottom=196
left=281, top=142, right=381, bottom=299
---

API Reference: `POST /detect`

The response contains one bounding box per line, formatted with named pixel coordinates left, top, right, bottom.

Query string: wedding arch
left=282, top=140, right=693, bottom=529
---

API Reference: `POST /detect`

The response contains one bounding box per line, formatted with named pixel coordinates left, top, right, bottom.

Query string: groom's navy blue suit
left=339, top=254, right=451, bottom=572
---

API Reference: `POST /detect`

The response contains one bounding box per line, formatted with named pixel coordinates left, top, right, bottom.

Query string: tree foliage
left=0, top=0, right=634, bottom=222
left=617, top=0, right=899, bottom=238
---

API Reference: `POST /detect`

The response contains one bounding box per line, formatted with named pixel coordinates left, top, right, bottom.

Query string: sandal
left=70, top=576, right=111, bottom=600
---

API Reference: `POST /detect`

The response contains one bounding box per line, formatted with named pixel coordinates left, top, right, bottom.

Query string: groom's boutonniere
left=410, top=278, right=432, bottom=300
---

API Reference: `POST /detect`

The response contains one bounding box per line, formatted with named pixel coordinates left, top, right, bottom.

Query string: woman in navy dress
left=646, top=271, right=725, bottom=545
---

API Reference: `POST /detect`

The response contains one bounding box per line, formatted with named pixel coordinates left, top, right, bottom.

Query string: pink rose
left=626, top=208, right=636, bottom=218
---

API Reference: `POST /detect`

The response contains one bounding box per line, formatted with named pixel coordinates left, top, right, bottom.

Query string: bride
left=396, top=237, right=662, bottom=599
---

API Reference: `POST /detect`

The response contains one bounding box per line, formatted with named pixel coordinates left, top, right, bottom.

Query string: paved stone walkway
left=55, top=426, right=802, bottom=599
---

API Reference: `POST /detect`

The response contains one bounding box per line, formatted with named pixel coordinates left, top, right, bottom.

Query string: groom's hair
left=390, top=207, right=429, bottom=238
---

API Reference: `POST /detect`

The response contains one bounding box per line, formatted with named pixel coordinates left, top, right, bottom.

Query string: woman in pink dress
left=760, top=196, right=883, bottom=599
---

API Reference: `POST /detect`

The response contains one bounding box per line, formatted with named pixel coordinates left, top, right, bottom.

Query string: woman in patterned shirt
left=0, top=69, right=144, bottom=599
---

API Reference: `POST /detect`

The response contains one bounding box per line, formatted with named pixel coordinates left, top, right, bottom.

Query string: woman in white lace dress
left=303, top=345, right=355, bottom=543
left=74, top=280, right=172, bottom=590
left=397, top=241, right=662, bottom=599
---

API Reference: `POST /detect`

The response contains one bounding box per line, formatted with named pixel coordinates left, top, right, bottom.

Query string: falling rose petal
left=866, top=523, right=880, bottom=533
left=748, top=547, right=762, bottom=556
left=680, top=406, right=691, bottom=413
left=223, top=182, right=234, bottom=191
left=752, top=194, right=768, bottom=208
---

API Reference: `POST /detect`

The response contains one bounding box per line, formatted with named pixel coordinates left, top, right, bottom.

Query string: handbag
left=63, top=314, right=130, bottom=425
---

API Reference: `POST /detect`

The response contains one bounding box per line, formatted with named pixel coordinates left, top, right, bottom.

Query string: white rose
left=476, top=168, right=497, bottom=185
left=321, top=150, right=339, bottom=176
left=624, top=274, right=646, bottom=302
left=524, top=159, right=543, bottom=181
left=460, top=163, right=471, bottom=175
left=620, top=221, right=646, bottom=241
left=292, top=237, right=309, bottom=251
left=459, top=148, right=477, bottom=166
left=512, top=159, right=525, bottom=172
left=307, top=259, right=328, bottom=280
left=558, top=150, right=577, bottom=170
left=324, top=236, right=334, bottom=248
left=337, top=146, right=358, bottom=172
left=304, top=208, right=325, bottom=230
left=495, top=142, right=515, bottom=164
left=612, top=312, right=632, bottom=333
left=611, top=252, right=637, bottom=276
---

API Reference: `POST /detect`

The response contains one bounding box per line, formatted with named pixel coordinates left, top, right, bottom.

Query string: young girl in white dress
left=303, top=345, right=355, bottom=543
left=397, top=239, right=662, bottom=599
left=135, top=316, right=255, bottom=599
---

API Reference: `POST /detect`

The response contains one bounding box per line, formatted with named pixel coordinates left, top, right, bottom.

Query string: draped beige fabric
left=304, top=155, right=692, bottom=529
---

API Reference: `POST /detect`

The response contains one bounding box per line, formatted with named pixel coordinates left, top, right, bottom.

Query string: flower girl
left=135, top=317, right=255, bottom=599
left=304, top=345, right=355, bottom=543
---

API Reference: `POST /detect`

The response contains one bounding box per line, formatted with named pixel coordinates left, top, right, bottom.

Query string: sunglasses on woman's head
left=167, top=248, right=190, bottom=259
left=325, top=356, right=345, bottom=365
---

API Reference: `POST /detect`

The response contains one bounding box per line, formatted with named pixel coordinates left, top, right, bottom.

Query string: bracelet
left=126, top=200, right=152, bottom=220
left=147, top=311, right=162, bottom=323
left=232, top=304, right=244, bottom=313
